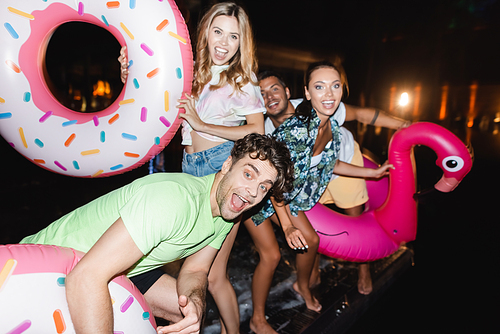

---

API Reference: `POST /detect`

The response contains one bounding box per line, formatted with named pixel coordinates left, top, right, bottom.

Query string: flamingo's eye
left=442, top=156, right=464, bottom=172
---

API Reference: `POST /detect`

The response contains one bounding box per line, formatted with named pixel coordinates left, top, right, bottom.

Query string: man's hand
left=157, top=295, right=203, bottom=334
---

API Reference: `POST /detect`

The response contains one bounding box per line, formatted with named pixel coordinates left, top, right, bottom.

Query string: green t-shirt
left=21, top=173, right=233, bottom=277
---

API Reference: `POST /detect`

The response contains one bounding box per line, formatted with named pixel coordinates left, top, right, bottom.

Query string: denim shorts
left=182, top=141, right=234, bottom=177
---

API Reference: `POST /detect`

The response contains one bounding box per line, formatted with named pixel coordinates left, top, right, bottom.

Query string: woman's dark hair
left=295, top=60, right=349, bottom=130
left=231, top=133, right=294, bottom=202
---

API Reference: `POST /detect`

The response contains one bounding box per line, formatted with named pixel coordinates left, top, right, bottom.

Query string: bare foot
left=293, top=281, right=322, bottom=312
left=249, top=316, right=278, bottom=334
left=357, top=263, right=373, bottom=295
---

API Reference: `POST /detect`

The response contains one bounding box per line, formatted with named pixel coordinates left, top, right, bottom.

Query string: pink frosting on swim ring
left=0, top=0, right=193, bottom=177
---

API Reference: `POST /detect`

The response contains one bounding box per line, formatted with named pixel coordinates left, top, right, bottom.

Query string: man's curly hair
left=231, top=133, right=294, bottom=202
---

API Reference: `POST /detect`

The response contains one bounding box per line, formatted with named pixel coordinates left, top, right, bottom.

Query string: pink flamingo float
left=305, top=122, right=473, bottom=262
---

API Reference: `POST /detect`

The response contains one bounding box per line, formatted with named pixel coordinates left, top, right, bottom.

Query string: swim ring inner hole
left=44, top=22, right=124, bottom=113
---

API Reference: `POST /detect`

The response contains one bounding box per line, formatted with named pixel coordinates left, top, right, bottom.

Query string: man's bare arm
left=65, top=218, right=144, bottom=334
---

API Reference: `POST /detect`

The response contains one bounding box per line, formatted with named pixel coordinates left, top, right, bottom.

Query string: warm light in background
left=439, top=84, right=449, bottom=120
left=399, top=92, right=409, bottom=106
left=494, top=112, right=500, bottom=123
left=413, top=83, right=421, bottom=120
left=389, top=85, right=396, bottom=112
left=467, top=81, right=478, bottom=128
left=93, top=80, right=111, bottom=97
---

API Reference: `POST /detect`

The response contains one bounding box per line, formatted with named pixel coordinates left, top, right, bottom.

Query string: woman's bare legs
left=243, top=217, right=281, bottom=334
left=289, top=211, right=322, bottom=312
left=208, top=223, right=241, bottom=334
left=309, top=253, right=321, bottom=288
left=357, top=263, right=372, bottom=295
left=344, top=205, right=373, bottom=295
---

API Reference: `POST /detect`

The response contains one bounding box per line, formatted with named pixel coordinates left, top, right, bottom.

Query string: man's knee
left=142, top=273, right=182, bottom=321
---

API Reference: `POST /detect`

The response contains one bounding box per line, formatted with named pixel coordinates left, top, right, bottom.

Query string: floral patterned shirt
left=251, top=109, right=341, bottom=226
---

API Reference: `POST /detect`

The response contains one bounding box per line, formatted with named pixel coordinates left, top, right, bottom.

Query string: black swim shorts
left=129, top=268, right=165, bottom=294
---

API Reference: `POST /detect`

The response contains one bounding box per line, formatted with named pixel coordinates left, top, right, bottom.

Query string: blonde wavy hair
left=191, top=2, right=258, bottom=98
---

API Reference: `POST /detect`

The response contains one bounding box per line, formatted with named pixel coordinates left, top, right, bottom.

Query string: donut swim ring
left=305, top=122, right=473, bottom=262
left=0, top=1, right=193, bottom=177
left=0, top=244, right=156, bottom=333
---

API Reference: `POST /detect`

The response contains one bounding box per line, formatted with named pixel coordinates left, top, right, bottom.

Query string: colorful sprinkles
left=0, top=0, right=190, bottom=178
left=4, top=22, right=19, bottom=39
left=64, top=133, right=76, bottom=147
left=159, top=116, right=170, bottom=127
left=34, top=138, right=44, bottom=148
left=54, top=161, right=67, bottom=171
left=156, top=19, right=169, bottom=31
left=7, top=7, right=34, bottom=20
left=121, top=133, right=137, bottom=141
left=39, top=111, right=52, bottom=122
left=107, top=1, right=120, bottom=9
left=62, top=120, right=77, bottom=127
left=0, top=258, right=17, bottom=292
left=168, top=31, right=186, bottom=44
left=120, top=22, right=134, bottom=40
left=5, top=60, right=21, bottom=73
left=164, top=91, right=169, bottom=112
left=146, top=68, right=160, bottom=79
left=77, top=2, right=84, bottom=16
left=140, top=107, right=147, bottom=122
left=5, top=320, right=31, bottom=334
left=140, top=43, right=154, bottom=56
left=53, top=309, right=66, bottom=334
left=81, top=149, right=100, bottom=156
left=120, top=295, right=134, bottom=313
left=0, top=112, right=12, bottom=119
left=18, top=127, right=27, bottom=148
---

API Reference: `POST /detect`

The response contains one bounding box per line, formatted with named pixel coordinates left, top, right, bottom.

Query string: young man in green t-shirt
left=20, top=133, right=294, bottom=334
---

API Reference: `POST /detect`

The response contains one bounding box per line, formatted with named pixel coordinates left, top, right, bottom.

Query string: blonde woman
left=121, top=4, right=264, bottom=332
left=177, top=2, right=265, bottom=177
left=176, top=3, right=265, bottom=334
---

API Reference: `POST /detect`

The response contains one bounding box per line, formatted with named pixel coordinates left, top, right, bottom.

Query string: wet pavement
left=201, top=226, right=413, bottom=334
left=1, top=125, right=498, bottom=333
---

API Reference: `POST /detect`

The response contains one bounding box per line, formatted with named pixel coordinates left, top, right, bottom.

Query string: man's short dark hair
left=231, top=133, right=294, bottom=202
left=257, top=70, right=288, bottom=90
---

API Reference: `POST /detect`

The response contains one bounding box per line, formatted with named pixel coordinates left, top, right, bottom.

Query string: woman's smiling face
left=208, top=15, right=240, bottom=66
left=304, top=67, right=343, bottom=121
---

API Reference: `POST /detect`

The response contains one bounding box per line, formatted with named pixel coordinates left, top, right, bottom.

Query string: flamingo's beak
left=434, top=176, right=460, bottom=192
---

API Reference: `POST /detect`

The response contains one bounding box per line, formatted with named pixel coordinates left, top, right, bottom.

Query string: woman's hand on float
left=284, top=225, right=308, bottom=251
left=118, top=45, right=129, bottom=83
left=157, top=295, right=202, bottom=334
left=371, top=160, right=394, bottom=179
left=177, top=94, right=206, bottom=132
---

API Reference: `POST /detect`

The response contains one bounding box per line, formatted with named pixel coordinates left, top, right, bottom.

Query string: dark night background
left=1, top=0, right=499, bottom=333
